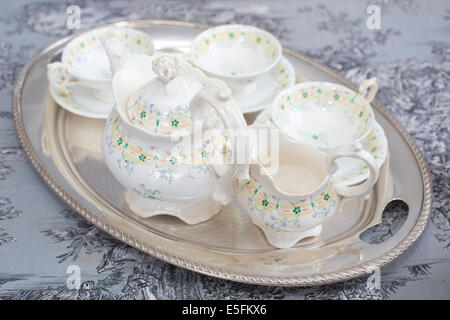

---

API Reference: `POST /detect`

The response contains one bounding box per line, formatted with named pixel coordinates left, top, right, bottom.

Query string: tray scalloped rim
left=12, top=19, right=432, bottom=286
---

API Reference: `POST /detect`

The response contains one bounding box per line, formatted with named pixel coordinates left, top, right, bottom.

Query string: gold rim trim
left=12, top=19, right=432, bottom=286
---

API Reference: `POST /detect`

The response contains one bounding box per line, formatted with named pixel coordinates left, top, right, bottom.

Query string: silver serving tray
left=12, top=20, right=432, bottom=286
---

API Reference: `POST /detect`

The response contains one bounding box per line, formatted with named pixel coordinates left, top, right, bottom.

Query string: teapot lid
left=127, top=55, right=203, bottom=136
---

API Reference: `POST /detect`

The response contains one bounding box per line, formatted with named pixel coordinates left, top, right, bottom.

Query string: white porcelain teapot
left=100, top=33, right=249, bottom=224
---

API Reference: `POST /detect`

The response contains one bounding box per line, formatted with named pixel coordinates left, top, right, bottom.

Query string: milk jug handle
left=327, top=145, right=379, bottom=198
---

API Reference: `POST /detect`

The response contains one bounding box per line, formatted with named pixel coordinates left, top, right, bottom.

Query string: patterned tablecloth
left=0, top=0, right=448, bottom=300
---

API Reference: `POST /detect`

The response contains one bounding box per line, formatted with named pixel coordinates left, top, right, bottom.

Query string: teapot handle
left=198, top=86, right=251, bottom=202
left=167, top=57, right=250, bottom=204
left=195, top=76, right=250, bottom=205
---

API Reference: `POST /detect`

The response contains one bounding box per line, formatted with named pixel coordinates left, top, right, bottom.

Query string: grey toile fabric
left=0, top=0, right=448, bottom=299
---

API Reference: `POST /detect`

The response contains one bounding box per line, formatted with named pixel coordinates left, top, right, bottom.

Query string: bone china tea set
left=47, top=25, right=387, bottom=249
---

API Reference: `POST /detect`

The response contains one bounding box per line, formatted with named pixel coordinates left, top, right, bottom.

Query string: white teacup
left=271, top=79, right=378, bottom=155
left=47, top=27, right=154, bottom=102
left=191, top=24, right=282, bottom=98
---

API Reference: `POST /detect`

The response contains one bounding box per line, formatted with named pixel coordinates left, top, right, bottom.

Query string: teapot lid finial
left=152, top=54, right=179, bottom=82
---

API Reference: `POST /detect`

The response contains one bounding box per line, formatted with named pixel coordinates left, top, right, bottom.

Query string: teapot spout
left=99, top=31, right=134, bottom=75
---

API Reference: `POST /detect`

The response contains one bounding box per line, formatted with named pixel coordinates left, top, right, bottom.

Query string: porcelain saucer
left=254, top=108, right=388, bottom=186
left=236, top=56, right=296, bottom=113
left=49, top=82, right=112, bottom=119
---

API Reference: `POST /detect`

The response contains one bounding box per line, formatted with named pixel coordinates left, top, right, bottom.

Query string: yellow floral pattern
left=126, top=92, right=193, bottom=135
left=194, top=30, right=278, bottom=60
left=242, top=176, right=336, bottom=217
left=109, top=112, right=230, bottom=168
left=65, top=30, right=153, bottom=68
left=274, top=85, right=373, bottom=139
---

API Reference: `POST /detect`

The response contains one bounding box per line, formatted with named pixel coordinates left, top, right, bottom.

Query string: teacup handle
left=47, top=62, right=78, bottom=94
left=327, top=145, right=379, bottom=198
left=358, top=77, right=378, bottom=103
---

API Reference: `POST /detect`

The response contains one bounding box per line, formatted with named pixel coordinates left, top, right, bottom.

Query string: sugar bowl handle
left=358, top=77, right=378, bottom=103
left=327, top=145, right=379, bottom=198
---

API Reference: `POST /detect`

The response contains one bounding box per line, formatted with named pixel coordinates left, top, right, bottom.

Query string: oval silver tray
left=13, top=20, right=432, bottom=286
